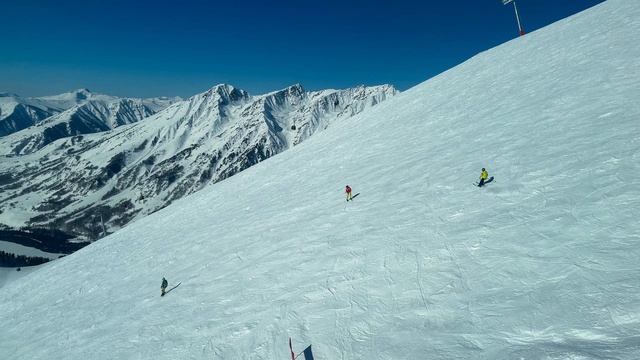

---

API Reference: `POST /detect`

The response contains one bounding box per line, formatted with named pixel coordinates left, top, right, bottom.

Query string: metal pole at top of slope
left=512, top=1, right=525, bottom=36
left=502, top=0, right=525, bottom=36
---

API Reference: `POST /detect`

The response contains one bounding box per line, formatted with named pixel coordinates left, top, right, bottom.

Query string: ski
left=475, top=177, right=495, bottom=187
left=163, top=282, right=181, bottom=296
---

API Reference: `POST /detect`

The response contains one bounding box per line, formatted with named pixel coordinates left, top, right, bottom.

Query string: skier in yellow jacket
left=478, top=168, right=489, bottom=187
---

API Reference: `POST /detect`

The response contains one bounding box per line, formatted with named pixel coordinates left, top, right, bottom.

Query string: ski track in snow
left=2, top=0, right=640, bottom=359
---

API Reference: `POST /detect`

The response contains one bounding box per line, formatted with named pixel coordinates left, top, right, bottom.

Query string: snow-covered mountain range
left=0, top=89, right=181, bottom=137
left=0, top=89, right=181, bottom=154
left=0, top=84, right=397, bottom=241
left=0, top=92, right=64, bottom=136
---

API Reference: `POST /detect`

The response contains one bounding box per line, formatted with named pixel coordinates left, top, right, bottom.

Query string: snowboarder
left=345, top=185, right=353, bottom=201
left=161, top=277, right=168, bottom=297
left=478, top=168, right=489, bottom=187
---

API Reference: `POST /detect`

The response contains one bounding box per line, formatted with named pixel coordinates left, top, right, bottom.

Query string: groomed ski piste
left=1, top=0, right=639, bottom=358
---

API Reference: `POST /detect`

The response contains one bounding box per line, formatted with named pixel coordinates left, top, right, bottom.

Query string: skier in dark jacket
left=161, top=277, right=168, bottom=296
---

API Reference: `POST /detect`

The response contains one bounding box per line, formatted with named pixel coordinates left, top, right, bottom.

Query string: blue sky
left=1, top=0, right=605, bottom=98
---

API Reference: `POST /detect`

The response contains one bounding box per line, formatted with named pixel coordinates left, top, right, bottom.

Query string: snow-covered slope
left=0, top=265, right=39, bottom=289
left=1, top=0, right=639, bottom=359
left=35, top=88, right=180, bottom=111
left=0, top=90, right=181, bottom=155
left=0, top=84, right=396, bottom=239
left=0, top=93, right=61, bottom=136
left=1, top=98, right=163, bottom=155
left=37, top=88, right=116, bottom=108
left=0, top=89, right=120, bottom=136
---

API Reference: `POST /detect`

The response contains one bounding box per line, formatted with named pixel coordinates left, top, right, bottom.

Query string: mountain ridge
left=0, top=88, right=182, bottom=138
left=0, top=83, right=398, bottom=243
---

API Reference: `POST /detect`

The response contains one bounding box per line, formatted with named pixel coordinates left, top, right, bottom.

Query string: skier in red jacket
left=345, top=185, right=353, bottom=201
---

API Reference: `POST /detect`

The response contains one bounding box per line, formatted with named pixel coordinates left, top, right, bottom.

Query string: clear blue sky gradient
left=1, top=0, right=606, bottom=98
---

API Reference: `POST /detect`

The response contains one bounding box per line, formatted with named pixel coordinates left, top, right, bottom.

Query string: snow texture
left=1, top=0, right=639, bottom=359
left=0, top=240, right=64, bottom=259
left=0, top=265, right=40, bottom=289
